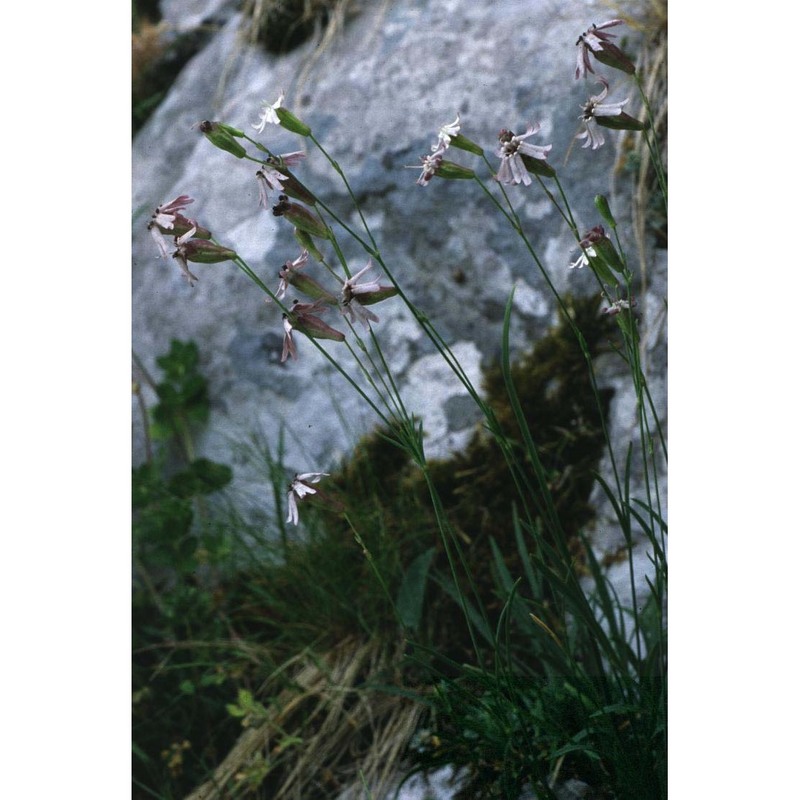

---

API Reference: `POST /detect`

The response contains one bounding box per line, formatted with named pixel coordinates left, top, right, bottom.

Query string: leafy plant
left=135, top=6, right=667, bottom=797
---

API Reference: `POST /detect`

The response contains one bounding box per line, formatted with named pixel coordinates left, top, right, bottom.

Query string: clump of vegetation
left=132, top=295, right=625, bottom=799
left=134, top=6, right=667, bottom=796
left=241, top=0, right=356, bottom=53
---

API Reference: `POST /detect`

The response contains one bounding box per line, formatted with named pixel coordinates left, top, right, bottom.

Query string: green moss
left=307, top=295, right=617, bottom=655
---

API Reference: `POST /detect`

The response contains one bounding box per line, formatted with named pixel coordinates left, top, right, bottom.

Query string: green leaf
left=168, top=458, right=233, bottom=498
left=396, top=547, right=436, bottom=631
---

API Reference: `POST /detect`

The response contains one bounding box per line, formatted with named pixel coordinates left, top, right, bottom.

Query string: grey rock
left=133, top=0, right=666, bottom=598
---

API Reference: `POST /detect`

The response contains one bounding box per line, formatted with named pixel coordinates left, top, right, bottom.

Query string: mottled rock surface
left=133, top=0, right=666, bottom=594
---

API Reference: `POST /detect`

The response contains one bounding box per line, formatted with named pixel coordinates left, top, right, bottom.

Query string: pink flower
left=414, top=146, right=445, bottom=186
left=280, top=300, right=346, bottom=361
left=152, top=195, right=194, bottom=230
left=286, top=472, right=329, bottom=525
left=495, top=124, right=553, bottom=186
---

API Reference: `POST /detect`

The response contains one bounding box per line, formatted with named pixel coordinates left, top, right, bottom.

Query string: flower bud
left=180, top=239, right=237, bottom=264
left=198, top=120, right=247, bottom=159
left=284, top=271, right=337, bottom=304
left=294, top=229, right=325, bottom=262
left=272, top=195, right=330, bottom=240
left=448, top=134, right=484, bottom=156
left=594, top=195, right=617, bottom=229
left=435, top=160, right=476, bottom=180
left=352, top=285, right=399, bottom=306
left=275, top=107, right=312, bottom=137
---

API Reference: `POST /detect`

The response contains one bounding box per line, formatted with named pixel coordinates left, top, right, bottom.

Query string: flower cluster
left=148, top=195, right=236, bottom=286
left=572, top=20, right=645, bottom=150
left=411, top=113, right=479, bottom=186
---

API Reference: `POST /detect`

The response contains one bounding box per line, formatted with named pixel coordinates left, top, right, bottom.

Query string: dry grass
left=184, top=637, right=423, bottom=800
left=132, top=18, right=168, bottom=95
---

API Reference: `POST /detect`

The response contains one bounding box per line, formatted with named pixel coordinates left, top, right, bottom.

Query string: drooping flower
left=568, top=225, right=625, bottom=284
left=414, top=146, right=445, bottom=186
left=148, top=195, right=212, bottom=256
left=425, top=113, right=484, bottom=158
left=252, top=91, right=311, bottom=136
left=275, top=250, right=309, bottom=301
left=264, top=153, right=316, bottom=205
left=171, top=227, right=238, bottom=287
left=576, top=77, right=629, bottom=150
left=286, top=471, right=330, bottom=525
left=340, top=260, right=397, bottom=327
left=252, top=91, right=285, bottom=133
left=281, top=315, right=296, bottom=362
left=575, top=19, right=635, bottom=80
left=152, top=195, right=193, bottom=230
left=495, top=124, right=553, bottom=185
left=602, top=297, right=635, bottom=316
left=568, top=248, right=593, bottom=270
left=435, top=114, right=461, bottom=150
left=271, top=250, right=337, bottom=303
left=281, top=300, right=346, bottom=360
left=171, top=228, right=201, bottom=286
left=256, top=166, right=287, bottom=208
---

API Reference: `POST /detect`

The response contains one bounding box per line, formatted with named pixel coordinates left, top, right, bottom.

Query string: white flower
left=275, top=250, right=310, bottom=301
left=149, top=224, right=172, bottom=261
left=576, top=78, right=628, bottom=150
left=252, top=91, right=285, bottom=133
left=568, top=246, right=596, bottom=269
left=435, top=114, right=461, bottom=149
left=602, top=298, right=634, bottom=316
left=170, top=227, right=201, bottom=286
left=495, top=124, right=552, bottom=186
left=340, top=261, right=382, bottom=327
left=413, top=146, right=445, bottom=186
left=281, top=315, right=296, bottom=362
left=286, top=472, right=329, bottom=525
left=256, top=166, right=287, bottom=207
